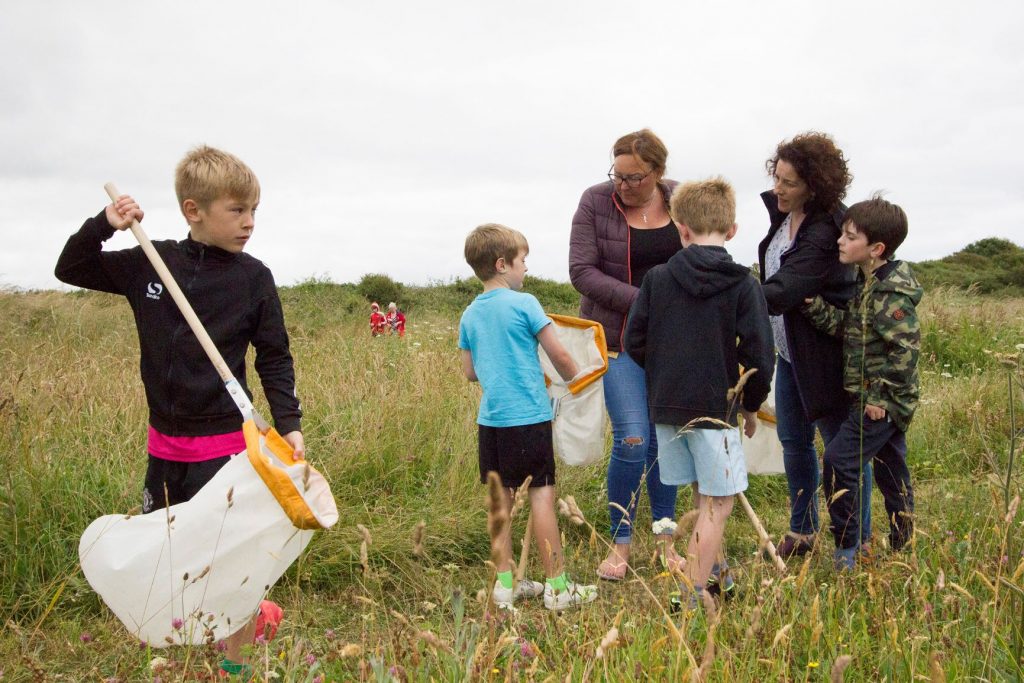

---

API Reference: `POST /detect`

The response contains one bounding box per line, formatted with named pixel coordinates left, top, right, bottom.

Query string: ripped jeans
left=604, top=352, right=678, bottom=543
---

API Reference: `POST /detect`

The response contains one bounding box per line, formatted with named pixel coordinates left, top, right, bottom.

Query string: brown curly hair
left=766, top=132, right=852, bottom=212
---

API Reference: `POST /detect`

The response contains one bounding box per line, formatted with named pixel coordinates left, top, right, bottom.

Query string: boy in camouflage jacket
left=803, top=195, right=922, bottom=569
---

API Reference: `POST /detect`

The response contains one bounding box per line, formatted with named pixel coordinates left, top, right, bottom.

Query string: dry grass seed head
left=726, top=367, right=758, bottom=401
left=595, top=626, right=619, bottom=659
left=557, top=496, right=586, bottom=525
left=673, top=509, right=699, bottom=541
left=411, top=520, right=426, bottom=557
left=830, top=655, right=852, bottom=682
left=356, top=523, right=373, bottom=546
left=510, top=476, right=532, bottom=518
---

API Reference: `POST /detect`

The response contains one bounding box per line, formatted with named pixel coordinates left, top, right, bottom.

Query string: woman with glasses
left=569, top=129, right=684, bottom=580
left=758, top=131, right=871, bottom=558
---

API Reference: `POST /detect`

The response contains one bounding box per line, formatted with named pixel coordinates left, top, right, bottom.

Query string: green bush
left=356, top=273, right=405, bottom=308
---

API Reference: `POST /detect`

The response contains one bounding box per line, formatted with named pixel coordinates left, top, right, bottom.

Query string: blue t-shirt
left=458, top=288, right=553, bottom=427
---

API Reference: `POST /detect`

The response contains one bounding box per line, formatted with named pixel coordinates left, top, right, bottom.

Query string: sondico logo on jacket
left=146, top=282, right=164, bottom=300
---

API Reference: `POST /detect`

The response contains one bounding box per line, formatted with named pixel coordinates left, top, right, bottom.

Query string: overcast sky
left=3, top=1, right=1022, bottom=292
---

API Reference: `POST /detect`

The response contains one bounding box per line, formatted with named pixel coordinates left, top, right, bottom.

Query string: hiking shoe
left=493, top=579, right=544, bottom=609
left=544, top=580, right=597, bottom=611
left=776, top=533, right=815, bottom=559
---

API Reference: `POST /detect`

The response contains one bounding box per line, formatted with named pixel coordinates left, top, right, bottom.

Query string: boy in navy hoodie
left=624, top=177, right=774, bottom=606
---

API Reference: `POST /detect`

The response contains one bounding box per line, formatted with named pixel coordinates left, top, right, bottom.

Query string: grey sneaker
left=493, top=579, right=544, bottom=609
left=543, top=580, right=597, bottom=611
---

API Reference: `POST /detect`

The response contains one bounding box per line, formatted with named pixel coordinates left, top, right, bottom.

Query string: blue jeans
left=775, top=357, right=872, bottom=539
left=604, top=353, right=678, bottom=542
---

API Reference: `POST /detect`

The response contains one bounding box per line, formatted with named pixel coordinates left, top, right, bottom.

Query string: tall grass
left=1, top=283, right=1022, bottom=680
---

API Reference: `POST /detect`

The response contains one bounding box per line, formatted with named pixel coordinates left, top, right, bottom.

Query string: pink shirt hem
left=147, top=426, right=246, bottom=462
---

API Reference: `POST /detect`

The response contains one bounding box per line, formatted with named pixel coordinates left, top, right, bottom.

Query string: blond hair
left=174, top=145, right=260, bottom=213
left=464, top=223, right=529, bottom=281
left=669, top=176, right=736, bottom=235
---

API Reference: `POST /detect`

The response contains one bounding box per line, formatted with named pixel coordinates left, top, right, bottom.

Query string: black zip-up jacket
left=55, top=210, right=302, bottom=437
left=757, top=191, right=856, bottom=421
left=624, top=244, right=774, bottom=428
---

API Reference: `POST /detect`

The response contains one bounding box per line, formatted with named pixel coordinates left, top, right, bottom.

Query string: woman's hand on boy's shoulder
left=282, top=430, right=305, bottom=461
left=105, top=194, right=144, bottom=230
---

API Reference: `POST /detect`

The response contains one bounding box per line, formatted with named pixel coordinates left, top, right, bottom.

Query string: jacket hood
left=871, top=260, right=923, bottom=305
left=668, top=245, right=750, bottom=299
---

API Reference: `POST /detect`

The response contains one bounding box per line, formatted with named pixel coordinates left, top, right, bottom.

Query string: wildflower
left=171, top=617, right=184, bottom=631
left=652, top=517, right=677, bottom=535
left=324, top=628, right=336, bottom=641
left=519, top=639, right=536, bottom=659
left=255, top=634, right=267, bottom=646
left=80, top=632, right=93, bottom=643
left=313, top=676, right=324, bottom=683
left=808, top=661, right=819, bottom=669
left=216, top=640, right=228, bottom=652
left=305, top=653, right=317, bottom=666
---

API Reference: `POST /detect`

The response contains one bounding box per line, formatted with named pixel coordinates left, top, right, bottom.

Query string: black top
left=55, top=210, right=302, bottom=436
left=625, top=245, right=774, bottom=427
left=629, top=222, right=681, bottom=286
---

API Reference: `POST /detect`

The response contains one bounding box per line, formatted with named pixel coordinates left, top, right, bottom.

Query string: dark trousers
left=823, top=407, right=914, bottom=551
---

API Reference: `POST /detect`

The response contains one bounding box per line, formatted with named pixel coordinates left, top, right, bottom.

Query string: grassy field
left=1, top=281, right=1022, bottom=681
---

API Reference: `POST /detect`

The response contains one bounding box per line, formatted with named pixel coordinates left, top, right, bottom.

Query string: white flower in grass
left=652, top=517, right=677, bottom=535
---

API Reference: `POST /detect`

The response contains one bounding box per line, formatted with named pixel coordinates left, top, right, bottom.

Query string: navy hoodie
left=624, top=244, right=774, bottom=428
left=55, top=210, right=302, bottom=437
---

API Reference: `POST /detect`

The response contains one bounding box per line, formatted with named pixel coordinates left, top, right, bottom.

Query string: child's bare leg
left=528, top=485, right=564, bottom=578
left=685, top=494, right=735, bottom=589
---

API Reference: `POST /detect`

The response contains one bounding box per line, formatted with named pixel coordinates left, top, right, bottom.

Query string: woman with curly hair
left=758, top=132, right=871, bottom=558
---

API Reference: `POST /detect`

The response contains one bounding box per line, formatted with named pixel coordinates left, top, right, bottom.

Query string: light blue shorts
left=654, top=424, right=748, bottom=497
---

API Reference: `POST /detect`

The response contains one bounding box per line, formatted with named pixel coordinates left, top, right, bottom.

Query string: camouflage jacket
left=803, top=260, right=923, bottom=431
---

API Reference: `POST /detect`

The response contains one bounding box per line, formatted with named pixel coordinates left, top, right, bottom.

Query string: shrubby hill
left=286, top=238, right=1024, bottom=313
left=912, top=237, right=1024, bottom=294
left=283, top=273, right=581, bottom=318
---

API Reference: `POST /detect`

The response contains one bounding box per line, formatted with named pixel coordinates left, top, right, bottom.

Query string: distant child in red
left=386, top=302, right=406, bottom=337
left=370, top=302, right=388, bottom=336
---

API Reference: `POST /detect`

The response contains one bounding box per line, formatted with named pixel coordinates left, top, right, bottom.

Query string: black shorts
left=478, top=421, right=556, bottom=488
left=142, top=454, right=231, bottom=513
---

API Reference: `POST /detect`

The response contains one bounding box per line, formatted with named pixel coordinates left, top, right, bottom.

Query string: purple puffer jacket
left=569, top=179, right=678, bottom=351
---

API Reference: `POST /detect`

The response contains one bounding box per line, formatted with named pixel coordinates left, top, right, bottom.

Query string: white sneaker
left=544, top=580, right=598, bottom=611
left=493, top=579, right=545, bottom=609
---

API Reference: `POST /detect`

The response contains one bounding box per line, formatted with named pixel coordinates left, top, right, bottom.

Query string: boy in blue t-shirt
left=458, top=223, right=597, bottom=611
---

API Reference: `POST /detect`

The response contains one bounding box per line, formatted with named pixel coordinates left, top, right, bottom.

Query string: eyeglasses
left=607, top=167, right=651, bottom=188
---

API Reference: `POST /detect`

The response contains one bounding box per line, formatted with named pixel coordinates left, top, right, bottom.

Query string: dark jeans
left=823, top=406, right=914, bottom=551
left=775, top=357, right=872, bottom=539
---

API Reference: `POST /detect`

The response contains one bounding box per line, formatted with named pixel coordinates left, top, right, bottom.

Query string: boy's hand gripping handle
left=103, top=182, right=269, bottom=431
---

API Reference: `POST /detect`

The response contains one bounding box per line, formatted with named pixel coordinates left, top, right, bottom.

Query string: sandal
left=597, top=558, right=628, bottom=581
